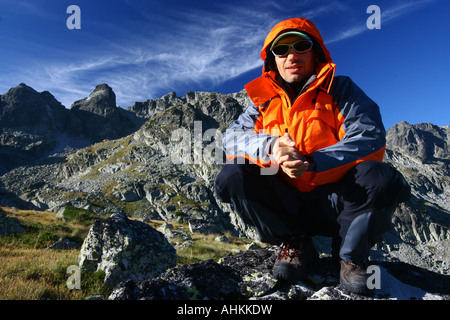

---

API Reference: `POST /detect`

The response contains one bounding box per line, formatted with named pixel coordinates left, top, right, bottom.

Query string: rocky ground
left=77, top=213, right=450, bottom=300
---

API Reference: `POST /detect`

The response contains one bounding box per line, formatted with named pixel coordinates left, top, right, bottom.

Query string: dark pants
left=215, top=161, right=410, bottom=263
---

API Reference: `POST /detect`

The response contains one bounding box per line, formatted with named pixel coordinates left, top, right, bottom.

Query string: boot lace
left=276, top=242, right=301, bottom=261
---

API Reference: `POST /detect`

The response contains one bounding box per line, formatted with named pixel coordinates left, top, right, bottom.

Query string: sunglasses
left=271, top=40, right=313, bottom=57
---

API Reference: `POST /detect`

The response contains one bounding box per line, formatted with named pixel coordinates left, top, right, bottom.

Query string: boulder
left=78, top=213, right=177, bottom=287
left=109, top=259, right=242, bottom=300
left=0, top=212, right=25, bottom=236
left=45, top=237, right=80, bottom=250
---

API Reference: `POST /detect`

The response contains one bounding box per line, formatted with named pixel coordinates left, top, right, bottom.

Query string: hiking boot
left=272, top=235, right=318, bottom=282
left=339, top=260, right=371, bottom=295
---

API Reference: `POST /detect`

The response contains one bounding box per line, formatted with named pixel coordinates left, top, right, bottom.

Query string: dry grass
left=0, top=246, right=83, bottom=300
left=0, top=206, right=105, bottom=300
left=0, top=206, right=260, bottom=300
left=142, top=218, right=259, bottom=265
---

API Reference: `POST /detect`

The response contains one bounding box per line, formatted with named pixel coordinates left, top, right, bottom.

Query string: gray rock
left=157, top=222, right=174, bottom=233
left=385, top=122, right=449, bottom=211
left=188, top=218, right=224, bottom=235
left=309, top=286, right=355, bottom=300
left=382, top=122, right=450, bottom=274
left=69, top=84, right=141, bottom=142
left=215, top=235, right=230, bottom=243
left=78, top=213, right=177, bottom=287
left=109, top=259, right=242, bottom=300
left=0, top=83, right=75, bottom=171
left=45, top=237, right=80, bottom=250
left=0, top=212, right=25, bottom=236
left=245, top=241, right=262, bottom=250
left=108, top=247, right=450, bottom=300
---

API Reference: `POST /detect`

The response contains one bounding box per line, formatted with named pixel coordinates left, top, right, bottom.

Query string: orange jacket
left=223, top=18, right=386, bottom=192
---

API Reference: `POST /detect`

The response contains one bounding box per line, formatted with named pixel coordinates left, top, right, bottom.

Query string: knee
left=215, top=163, right=252, bottom=187
left=355, top=161, right=392, bottom=188
left=215, top=164, right=238, bottom=203
left=215, top=163, right=259, bottom=202
left=354, top=161, right=410, bottom=206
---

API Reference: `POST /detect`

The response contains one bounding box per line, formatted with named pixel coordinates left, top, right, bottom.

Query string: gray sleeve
left=310, top=76, right=386, bottom=173
left=223, top=101, right=278, bottom=162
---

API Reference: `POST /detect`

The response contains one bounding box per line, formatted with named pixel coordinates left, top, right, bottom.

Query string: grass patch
left=0, top=207, right=260, bottom=300
left=0, top=206, right=100, bottom=249
left=0, top=206, right=110, bottom=299
left=176, top=238, right=233, bottom=264
left=175, top=231, right=260, bottom=265
left=0, top=246, right=111, bottom=299
left=61, top=206, right=103, bottom=225
left=0, top=246, right=82, bottom=299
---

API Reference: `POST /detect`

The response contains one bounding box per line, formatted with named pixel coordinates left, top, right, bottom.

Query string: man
left=215, top=18, right=410, bottom=294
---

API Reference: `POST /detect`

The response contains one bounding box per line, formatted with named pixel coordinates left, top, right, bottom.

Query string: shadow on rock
left=379, top=261, right=450, bottom=296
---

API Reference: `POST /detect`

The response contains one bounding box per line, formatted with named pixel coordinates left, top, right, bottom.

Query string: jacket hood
left=261, top=18, right=332, bottom=64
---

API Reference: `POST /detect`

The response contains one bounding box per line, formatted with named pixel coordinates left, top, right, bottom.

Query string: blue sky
left=0, top=0, right=448, bottom=129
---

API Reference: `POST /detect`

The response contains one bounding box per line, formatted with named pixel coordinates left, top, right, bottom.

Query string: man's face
left=274, top=35, right=315, bottom=84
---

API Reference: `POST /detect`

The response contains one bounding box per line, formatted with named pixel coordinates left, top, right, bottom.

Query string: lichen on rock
left=78, top=213, right=177, bottom=287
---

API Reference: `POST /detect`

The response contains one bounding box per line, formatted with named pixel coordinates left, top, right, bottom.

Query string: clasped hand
left=272, top=133, right=309, bottom=179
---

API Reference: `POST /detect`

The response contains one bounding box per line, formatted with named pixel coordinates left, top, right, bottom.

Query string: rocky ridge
left=0, top=83, right=449, bottom=300
left=0, top=83, right=144, bottom=174
left=382, top=122, right=450, bottom=274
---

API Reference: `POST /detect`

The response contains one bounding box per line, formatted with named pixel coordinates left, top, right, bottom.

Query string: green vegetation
left=0, top=206, right=258, bottom=300
left=174, top=231, right=255, bottom=265
left=0, top=206, right=106, bottom=299
left=61, top=206, right=103, bottom=225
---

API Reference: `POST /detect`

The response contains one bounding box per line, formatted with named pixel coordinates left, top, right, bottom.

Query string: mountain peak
left=70, top=84, right=117, bottom=115
left=0, top=83, right=64, bottom=127
left=17, top=82, right=30, bottom=88
left=387, top=121, right=450, bottom=164
left=5, top=83, right=38, bottom=97
left=93, top=83, right=113, bottom=92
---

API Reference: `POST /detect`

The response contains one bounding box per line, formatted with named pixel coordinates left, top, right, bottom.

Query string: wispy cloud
left=326, top=0, right=437, bottom=44
left=382, top=0, right=437, bottom=23
left=9, top=0, right=350, bottom=108
left=9, top=3, right=274, bottom=107
left=0, top=0, right=437, bottom=109
left=39, top=27, right=264, bottom=107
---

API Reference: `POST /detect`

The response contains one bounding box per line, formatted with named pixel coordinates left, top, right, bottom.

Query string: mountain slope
left=382, top=121, right=450, bottom=274
left=0, top=83, right=449, bottom=280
